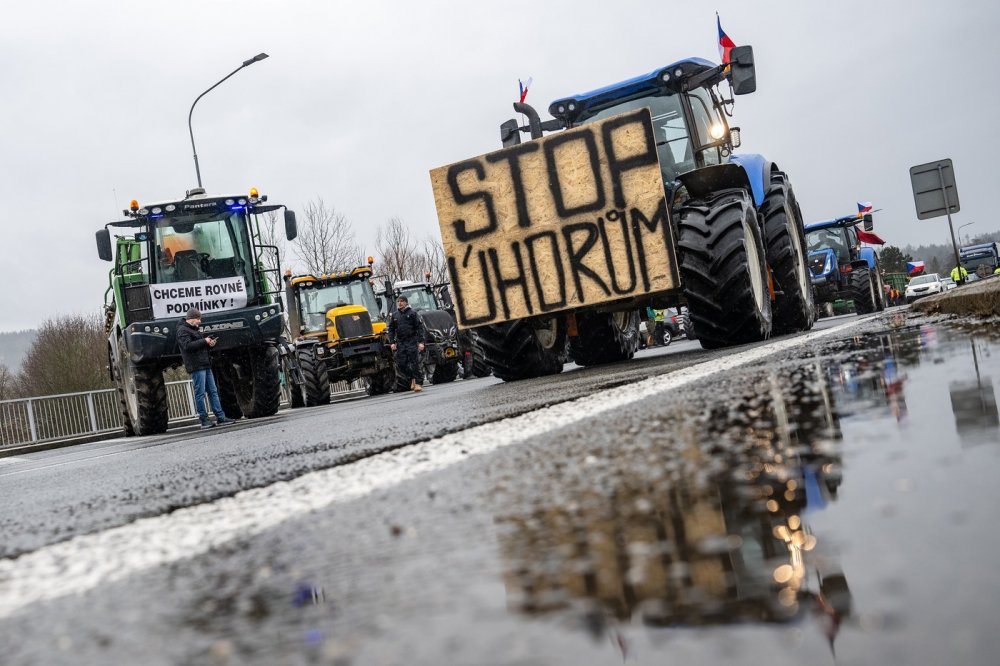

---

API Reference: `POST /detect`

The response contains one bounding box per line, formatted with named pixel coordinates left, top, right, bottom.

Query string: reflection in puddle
left=949, top=339, right=999, bottom=445
left=495, top=322, right=999, bottom=653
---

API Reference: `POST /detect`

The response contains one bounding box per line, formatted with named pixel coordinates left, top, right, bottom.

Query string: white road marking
left=0, top=317, right=872, bottom=619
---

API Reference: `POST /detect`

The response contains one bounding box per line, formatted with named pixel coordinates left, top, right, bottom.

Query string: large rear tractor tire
left=225, top=346, right=281, bottom=418
left=849, top=268, right=877, bottom=314
left=762, top=173, right=815, bottom=334
left=873, top=270, right=886, bottom=312
left=298, top=347, right=330, bottom=406
left=216, top=368, right=243, bottom=419
left=677, top=189, right=772, bottom=349
left=462, top=334, right=492, bottom=378
left=118, top=353, right=168, bottom=436
left=568, top=310, right=640, bottom=366
left=476, top=317, right=567, bottom=382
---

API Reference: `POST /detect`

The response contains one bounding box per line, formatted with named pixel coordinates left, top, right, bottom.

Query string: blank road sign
left=910, top=159, right=960, bottom=220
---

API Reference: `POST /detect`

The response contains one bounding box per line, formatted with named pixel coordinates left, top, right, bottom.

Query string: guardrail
left=1, top=379, right=365, bottom=449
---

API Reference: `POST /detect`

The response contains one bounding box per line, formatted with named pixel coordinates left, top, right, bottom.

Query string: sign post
left=909, top=159, right=964, bottom=284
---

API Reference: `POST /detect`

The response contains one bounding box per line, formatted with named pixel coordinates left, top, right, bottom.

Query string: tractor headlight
left=729, top=127, right=741, bottom=148
left=710, top=124, right=725, bottom=140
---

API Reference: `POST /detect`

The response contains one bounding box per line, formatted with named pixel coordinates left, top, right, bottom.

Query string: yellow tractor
left=283, top=261, right=395, bottom=405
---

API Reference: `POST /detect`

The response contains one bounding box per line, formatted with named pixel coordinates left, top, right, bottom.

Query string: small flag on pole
left=906, top=261, right=925, bottom=275
left=857, top=201, right=873, bottom=217
left=518, top=77, right=533, bottom=104
left=717, top=14, right=736, bottom=64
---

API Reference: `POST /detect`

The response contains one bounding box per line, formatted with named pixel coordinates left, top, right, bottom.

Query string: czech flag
left=518, top=77, right=532, bottom=104
left=857, top=201, right=873, bottom=217
left=717, top=14, right=736, bottom=65
left=907, top=261, right=925, bottom=275
left=857, top=229, right=885, bottom=245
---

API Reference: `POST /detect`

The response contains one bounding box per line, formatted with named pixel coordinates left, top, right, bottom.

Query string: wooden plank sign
left=430, top=108, right=677, bottom=328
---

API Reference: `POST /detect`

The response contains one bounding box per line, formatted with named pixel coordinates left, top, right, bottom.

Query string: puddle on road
left=492, top=317, right=1000, bottom=661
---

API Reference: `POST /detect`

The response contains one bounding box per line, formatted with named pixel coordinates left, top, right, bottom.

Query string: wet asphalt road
left=2, top=309, right=999, bottom=665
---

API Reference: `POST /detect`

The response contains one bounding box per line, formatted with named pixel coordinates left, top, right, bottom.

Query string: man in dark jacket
left=176, top=308, right=235, bottom=429
left=388, top=295, right=426, bottom=392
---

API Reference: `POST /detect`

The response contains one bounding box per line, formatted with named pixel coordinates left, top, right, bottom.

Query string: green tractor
left=96, top=187, right=297, bottom=435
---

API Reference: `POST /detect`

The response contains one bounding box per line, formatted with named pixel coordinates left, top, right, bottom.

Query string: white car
left=941, top=277, right=958, bottom=290
left=905, top=273, right=946, bottom=303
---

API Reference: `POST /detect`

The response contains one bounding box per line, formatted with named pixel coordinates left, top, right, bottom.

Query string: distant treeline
left=0, top=316, right=111, bottom=401
left=0, top=330, right=36, bottom=372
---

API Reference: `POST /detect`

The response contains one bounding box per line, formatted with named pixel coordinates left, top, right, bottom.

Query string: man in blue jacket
left=388, top=295, right=426, bottom=392
left=176, top=308, right=235, bottom=429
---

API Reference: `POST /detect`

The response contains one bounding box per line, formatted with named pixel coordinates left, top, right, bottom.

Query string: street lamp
left=187, top=52, right=269, bottom=190
left=957, top=221, right=975, bottom=245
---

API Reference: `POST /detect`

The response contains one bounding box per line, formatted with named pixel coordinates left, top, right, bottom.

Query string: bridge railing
left=0, top=378, right=366, bottom=449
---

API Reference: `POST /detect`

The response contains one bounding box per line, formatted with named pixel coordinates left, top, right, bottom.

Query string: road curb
left=911, top=277, right=1000, bottom=318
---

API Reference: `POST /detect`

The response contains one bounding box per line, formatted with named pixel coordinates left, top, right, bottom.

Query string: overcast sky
left=0, top=0, right=993, bottom=331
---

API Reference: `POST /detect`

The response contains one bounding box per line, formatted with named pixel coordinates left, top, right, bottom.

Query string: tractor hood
left=808, top=249, right=837, bottom=278
left=325, top=304, right=382, bottom=342
left=417, top=309, right=458, bottom=342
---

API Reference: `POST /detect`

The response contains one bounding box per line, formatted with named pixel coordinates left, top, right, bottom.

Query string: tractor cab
left=284, top=266, right=386, bottom=342
left=502, top=47, right=756, bottom=200
left=97, top=188, right=296, bottom=329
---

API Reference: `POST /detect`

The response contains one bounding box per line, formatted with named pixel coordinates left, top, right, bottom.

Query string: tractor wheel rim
left=788, top=204, right=811, bottom=298
left=534, top=319, right=558, bottom=349
left=744, top=217, right=766, bottom=311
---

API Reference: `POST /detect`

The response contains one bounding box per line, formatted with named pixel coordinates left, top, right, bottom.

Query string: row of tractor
left=97, top=197, right=486, bottom=436
left=97, top=41, right=852, bottom=435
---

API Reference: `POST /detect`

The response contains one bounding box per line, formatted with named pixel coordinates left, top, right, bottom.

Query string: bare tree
left=418, top=237, right=449, bottom=284
left=18, top=313, right=112, bottom=396
left=0, top=363, right=16, bottom=400
left=292, top=198, right=362, bottom=276
left=375, top=216, right=423, bottom=283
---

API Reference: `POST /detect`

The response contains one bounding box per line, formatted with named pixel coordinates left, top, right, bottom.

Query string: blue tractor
left=472, top=45, right=814, bottom=377
left=805, top=214, right=885, bottom=316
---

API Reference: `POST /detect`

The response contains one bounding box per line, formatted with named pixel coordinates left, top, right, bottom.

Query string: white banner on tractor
left=150, top=277, right=248, bottom=319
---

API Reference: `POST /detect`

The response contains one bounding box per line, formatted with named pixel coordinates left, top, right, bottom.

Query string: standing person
left=950, top=265, right=969, bottom=285
left=176, top=308, right=235, bottom=429
left=388, top=295, right=426, bottom=392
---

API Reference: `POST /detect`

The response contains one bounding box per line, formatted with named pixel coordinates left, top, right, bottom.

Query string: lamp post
left=187, top=53, right=269, bottom=190
left=957, top=221, right=975, bottom=245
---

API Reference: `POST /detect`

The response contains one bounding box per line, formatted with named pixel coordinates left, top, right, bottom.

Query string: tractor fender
left=676, top=163, right=754, bottom=204
left=858, top=246, right=878, bottom=270
left=848, top=259, right=870, bottom=272
left=729, top=153, right=776, bottom=207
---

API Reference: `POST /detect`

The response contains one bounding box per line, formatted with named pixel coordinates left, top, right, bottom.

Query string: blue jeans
left=191, top=369, right=226, bottom=423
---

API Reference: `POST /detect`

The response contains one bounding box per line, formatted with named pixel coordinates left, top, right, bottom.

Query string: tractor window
left=153, top=212, right=254, bottom=298
left=398, top=287, right=438, bottom=311
left=807, top=228, right=851, bottom=262
left=297, top=281, right=380, bottom=329
left=582, top=93, right=693, bottom=183
left=687, top=87, right=723, bottom=167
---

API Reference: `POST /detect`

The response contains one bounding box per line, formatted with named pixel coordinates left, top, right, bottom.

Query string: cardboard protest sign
left=430, top=108, right=677, bottom=328
left=150, top=276, right=248, bottom=319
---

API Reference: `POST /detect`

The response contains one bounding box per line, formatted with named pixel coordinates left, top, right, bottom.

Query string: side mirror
left=863, top=213, right=874, bottom=232
left=500, top=119, right=521, bottom=147
left=729, top=45, right=756, bottom=95
left=284, top=209, right=298, bottom=241
left=439, top=285, right=454, bottom=309
left=96, top=229, right=113, bottom=262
